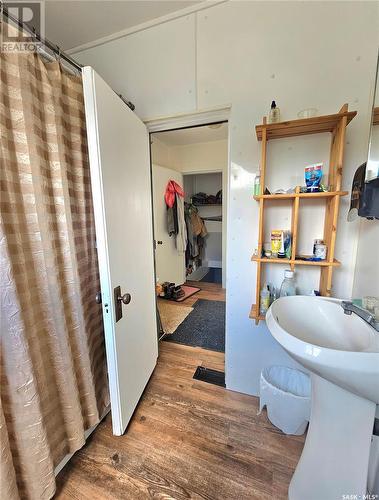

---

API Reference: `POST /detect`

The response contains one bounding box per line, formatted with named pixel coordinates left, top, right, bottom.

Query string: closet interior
left=184, top=172, right=223, bottom=284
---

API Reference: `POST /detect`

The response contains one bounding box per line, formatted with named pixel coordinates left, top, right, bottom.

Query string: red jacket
left=165, top=180, right=184, bottom=208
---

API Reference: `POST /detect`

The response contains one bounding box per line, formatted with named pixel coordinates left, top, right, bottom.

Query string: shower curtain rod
left=1, top=3, right=83, bottom=72
left=1, top=3, right=136, bottom=110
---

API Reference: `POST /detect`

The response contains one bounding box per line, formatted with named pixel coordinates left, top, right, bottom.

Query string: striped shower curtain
left=0, top=49, right=109, bottom=499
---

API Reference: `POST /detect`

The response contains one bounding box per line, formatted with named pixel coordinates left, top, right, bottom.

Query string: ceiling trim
left=67, top=0, right=227, bottom=55
left=145, top=105, right=231, bottom=133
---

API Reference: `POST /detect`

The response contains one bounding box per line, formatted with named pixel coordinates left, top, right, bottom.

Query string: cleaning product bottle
left=268, top=100, right=281, bottom=124
left=279, top=270, right=296, bottom=297
left=278, top=231, right=286, bottom=258
left=260, top=285, right=271, bottom=315
left=254, top=169, right=261, bottom=196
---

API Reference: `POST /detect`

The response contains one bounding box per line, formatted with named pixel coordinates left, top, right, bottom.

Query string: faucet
left=341, top=301, right=379, bottom=332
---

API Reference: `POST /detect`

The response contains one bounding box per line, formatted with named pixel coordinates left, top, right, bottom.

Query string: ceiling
left=153, top=123, right=228, bottom=146
left=44, top=1, right=202, bottom=51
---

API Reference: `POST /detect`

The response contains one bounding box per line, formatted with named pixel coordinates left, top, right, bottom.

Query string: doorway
left=150, top=122, right=228, bottom=364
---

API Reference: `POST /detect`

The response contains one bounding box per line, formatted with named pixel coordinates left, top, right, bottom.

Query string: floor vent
left=193, top=366, right=225, bottom=387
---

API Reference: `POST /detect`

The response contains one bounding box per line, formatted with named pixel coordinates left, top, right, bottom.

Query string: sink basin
left=266, top=296, right=379, bottom=500
left=267, top=296, right=379, bottom=403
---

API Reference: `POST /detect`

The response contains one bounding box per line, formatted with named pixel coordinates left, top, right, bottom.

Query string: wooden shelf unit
left=251, top=104, right=356, bottom=324
left=255, top=111, right=356, bottom=141
left=249, top=304, right=265, bottom=322
left=253, top=190, right=348, bottom=201
left=251, top=256, right=341, bottom=267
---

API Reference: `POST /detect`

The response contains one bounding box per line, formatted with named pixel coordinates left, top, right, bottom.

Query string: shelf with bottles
left=250, top=104, right=356, bottom=324
left=251, top=255, right=341, bottom=267
left=253, top=189, right=348, bottom=201
left=255, top=109, right=356, bottom=141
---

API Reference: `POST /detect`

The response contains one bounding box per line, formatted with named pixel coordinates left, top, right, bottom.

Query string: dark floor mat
left=200, top=267, right=222, bottom=284
left=193, top=366, right=226, bottom=387
left=163, top=299, right=225, bottom=352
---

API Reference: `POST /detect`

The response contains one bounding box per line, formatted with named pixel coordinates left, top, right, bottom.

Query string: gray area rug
left=163, top=299, right=225, bottom=352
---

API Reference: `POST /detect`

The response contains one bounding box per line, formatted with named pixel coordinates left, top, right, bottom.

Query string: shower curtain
left=0, top=48, right=110, bottom=499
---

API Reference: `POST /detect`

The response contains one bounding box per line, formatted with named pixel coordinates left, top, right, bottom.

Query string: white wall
left=353, top=218, right=379, bottom=299
left=170, top=140, right=228, bottom=173
left=151, top=137, right=171, bottom=168
left=76, top=1, right=378, bottom=396
left=189, top=172, right=222, bottom=196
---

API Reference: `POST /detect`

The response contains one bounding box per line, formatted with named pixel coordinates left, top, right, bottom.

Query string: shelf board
left=249, top=304, right=265, bottom=322
left=256, top=111, right=357, bottom=141
left=251, top=256, right=341, bottom=267
left=193, top=203, right=222, bottom=207
left=251, top=256, right=291, bottom=264
left=253, top=190, right=348, bottom=201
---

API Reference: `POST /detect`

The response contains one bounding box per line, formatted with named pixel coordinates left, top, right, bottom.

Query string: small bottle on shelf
left=268, top=100, right=281, bottom=123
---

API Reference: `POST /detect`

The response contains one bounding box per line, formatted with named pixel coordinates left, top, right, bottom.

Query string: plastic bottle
left=254, top=170, right=261, bottom=196
left=271, top=286, right=278, bottom=303
left=260, top=285, right=271, bottom=315
left=279, top=270, right=296, bottom=297
left=268, top=100, right=281, bottom=124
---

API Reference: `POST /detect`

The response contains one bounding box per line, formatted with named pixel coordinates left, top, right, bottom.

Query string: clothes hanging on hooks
left=184, top=203, right=207, bottom=273
left=165, top=180, right=187, bottom=253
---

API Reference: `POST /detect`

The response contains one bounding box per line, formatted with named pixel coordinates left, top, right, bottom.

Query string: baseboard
left=54, top=405, right=111, bottom=476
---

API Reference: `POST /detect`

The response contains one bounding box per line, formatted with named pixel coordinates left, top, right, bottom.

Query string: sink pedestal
left=289, top=374, right=376, bottom=500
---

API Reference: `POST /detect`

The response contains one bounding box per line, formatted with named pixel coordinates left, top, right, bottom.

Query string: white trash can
left=259, top=365, right=311, bottom=435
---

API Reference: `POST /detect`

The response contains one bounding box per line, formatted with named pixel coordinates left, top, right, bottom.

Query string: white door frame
left=145, top=106, right=231, bottom=289
left=145, top=106, right=230, bottom=133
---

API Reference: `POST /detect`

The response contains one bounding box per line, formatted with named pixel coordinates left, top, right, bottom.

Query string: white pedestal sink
left=266, top=296, right=379, bottom=500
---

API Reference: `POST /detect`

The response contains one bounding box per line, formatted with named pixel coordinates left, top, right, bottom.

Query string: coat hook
left=54, top=46, right=61, bottom=62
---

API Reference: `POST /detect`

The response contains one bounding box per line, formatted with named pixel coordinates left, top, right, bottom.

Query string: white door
left=82, top=67, right=158, bottom=436
left=152, top=165, right=185, bottom=285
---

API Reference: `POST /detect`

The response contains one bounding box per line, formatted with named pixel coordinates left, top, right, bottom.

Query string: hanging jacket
left=167, top=197, right=179, bottom=236
left=191, top=211, right=207, bottom=238
left=175, top=193, right=187, bottom=253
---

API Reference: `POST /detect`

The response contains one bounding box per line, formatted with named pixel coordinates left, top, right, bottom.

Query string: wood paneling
left=55, top=342, right=304, bottom=499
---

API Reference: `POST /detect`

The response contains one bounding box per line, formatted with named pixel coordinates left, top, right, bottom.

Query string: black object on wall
left=348, top=163, right=379, bottom=220
left=358, top=177, right=379, bottom=219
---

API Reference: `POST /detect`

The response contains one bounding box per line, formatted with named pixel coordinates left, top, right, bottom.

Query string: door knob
left=114, top=285, right=131, bottom=322
left=118, top=292, right=131, bottom=305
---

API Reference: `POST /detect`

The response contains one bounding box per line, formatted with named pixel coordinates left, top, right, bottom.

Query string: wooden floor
left=163, top=280, right=226, bottom=308
left=55, top=341, right=305, bottom=499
